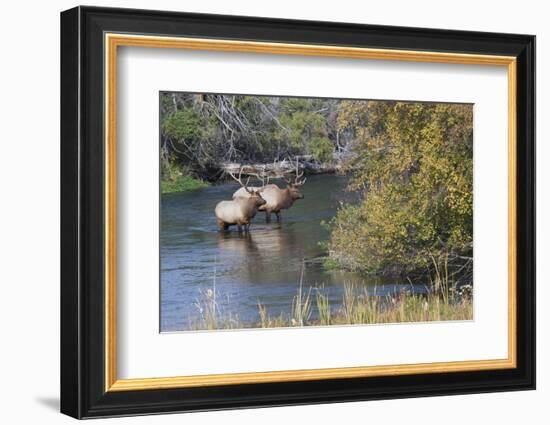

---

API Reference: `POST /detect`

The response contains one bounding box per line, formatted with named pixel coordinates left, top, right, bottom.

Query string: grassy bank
left=186, top=282, right=473, bottom=331
left=161, top=174, right=209, bottom=193
left=161, top=163, right=209, bottom=194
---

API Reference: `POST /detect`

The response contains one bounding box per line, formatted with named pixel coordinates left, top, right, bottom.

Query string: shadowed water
left=160, top=174, right=427, bottom=331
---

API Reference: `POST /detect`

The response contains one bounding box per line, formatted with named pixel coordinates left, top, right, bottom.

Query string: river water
left=160, top=174, right=427, bottom=332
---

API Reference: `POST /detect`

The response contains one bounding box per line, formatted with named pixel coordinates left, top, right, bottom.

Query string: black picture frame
left=60, top=5, right=535, bottom=419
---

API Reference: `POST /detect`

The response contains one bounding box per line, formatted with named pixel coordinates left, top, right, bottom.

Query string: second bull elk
left=233, top=160, right=306, bottom=223
left=215, top=168, right=266, bottom=232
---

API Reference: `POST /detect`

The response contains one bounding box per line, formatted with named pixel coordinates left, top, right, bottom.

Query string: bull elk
left=215, top=168, right=266, bottom=232
left=233, top=160, right=306, bottom=223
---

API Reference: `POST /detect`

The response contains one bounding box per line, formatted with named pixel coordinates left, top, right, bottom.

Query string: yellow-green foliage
left=329, top=101, right=473, bottom=276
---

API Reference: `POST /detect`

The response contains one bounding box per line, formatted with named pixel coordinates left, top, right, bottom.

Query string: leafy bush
left=161, top=161, right=209, bottom=193
left=309, top=136, right=334, bottom=162
left=328, top=101, right=473, bottom=280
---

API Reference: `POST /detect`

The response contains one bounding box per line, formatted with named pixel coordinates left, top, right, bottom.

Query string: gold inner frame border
left=104, top=33, right=517, bottom=392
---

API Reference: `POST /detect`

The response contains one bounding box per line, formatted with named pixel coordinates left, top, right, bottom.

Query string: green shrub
left=328, top=102, right=473, bottom=279
left=161, top=162, right=209, bottom=193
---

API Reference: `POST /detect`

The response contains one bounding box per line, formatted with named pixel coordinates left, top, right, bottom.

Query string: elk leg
left=237, top=224, right=243, bottom=233
left=240, top=219, right=251, bottom=233
left=265, top=210, right=271, bottom=223
left=275, top=211, right=282, bottom=222
left=217, top=219, right=227, bottom=231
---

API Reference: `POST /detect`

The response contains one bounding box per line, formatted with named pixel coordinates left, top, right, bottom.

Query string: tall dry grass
left=188, top=281, right=472, bottom=331
left=186, top=254, right=472, bottom=330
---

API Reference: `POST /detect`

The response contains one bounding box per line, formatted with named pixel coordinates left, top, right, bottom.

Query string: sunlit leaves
left=329, top=101, right=473, bottom=277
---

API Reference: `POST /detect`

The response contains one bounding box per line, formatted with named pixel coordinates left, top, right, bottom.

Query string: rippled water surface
left=160, top=174, right=427, bottom=331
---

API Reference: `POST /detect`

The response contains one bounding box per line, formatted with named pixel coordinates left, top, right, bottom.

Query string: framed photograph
left=60, top=6, right=535, bottom=419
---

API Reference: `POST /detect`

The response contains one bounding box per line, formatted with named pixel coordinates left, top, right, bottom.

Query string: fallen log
left=220, top=157, right=340, bottom=178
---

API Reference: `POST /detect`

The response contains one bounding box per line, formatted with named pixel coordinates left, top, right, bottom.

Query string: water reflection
left=160, top=174, right=427, bottom=331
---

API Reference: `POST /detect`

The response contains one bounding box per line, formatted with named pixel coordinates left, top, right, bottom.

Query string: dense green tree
left=275, top=98, right=334, bottom=162
left=328, top=101, right=473, bottom=281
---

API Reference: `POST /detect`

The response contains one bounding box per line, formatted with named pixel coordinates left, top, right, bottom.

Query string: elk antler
left=293, top=158, right=306, bottom=186
left=248, top=165, right=271, bottom=187
left=227, top=167, right=253, bottom=193
left=281, top=157, right=295, bottom=185
left=283, top=157, right=306, bottom=187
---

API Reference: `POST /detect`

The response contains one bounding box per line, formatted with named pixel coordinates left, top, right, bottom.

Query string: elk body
left=215, top=169, right=266, bottom=232
left=232, top=161, right=306, bottom=223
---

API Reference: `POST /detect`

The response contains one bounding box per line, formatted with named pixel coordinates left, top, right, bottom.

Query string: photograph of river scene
left=160, top=92, right=474, bottom=332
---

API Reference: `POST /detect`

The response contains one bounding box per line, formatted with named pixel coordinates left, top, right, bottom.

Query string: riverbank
left=220, top=155, right=343, bottom=179
left=186, top=282, right=473, bottom=331
left=162, top=175, right=209, bottom=194
left=161, top=163, right=210, bottom=193
left=162, top=155, right=343, bottom=194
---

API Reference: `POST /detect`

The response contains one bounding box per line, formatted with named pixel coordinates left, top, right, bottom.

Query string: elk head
left=249, top=190, right=267, bottom=208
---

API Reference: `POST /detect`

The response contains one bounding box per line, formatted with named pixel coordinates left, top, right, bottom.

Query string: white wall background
left=0, top=0, right=545, bottom=423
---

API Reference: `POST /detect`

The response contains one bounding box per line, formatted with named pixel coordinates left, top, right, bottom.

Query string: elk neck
left=243, top=197, right=262, bottom=216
